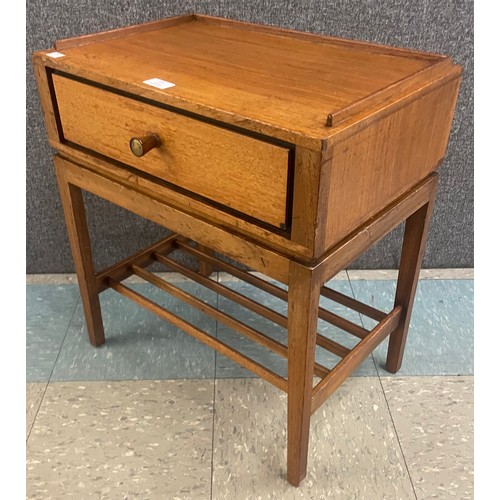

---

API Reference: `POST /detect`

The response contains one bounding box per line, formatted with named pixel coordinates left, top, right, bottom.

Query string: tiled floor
left=26, top=270, right=473, bottom=499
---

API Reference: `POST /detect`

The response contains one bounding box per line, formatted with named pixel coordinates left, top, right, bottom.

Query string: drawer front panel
left=52, top=74, right=291, bottom=229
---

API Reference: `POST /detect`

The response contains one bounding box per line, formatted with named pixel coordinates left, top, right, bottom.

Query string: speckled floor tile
left=346, top=269, right=473, bottom=280
left=347, top=269, right=400, bottom=281
left=51, top=282, right=216, bottom=381
left=26, top=272, right=205, bottom=285
left=349, top=280, right=473, bottom=375
left=417, top=269, right=474, bottom=280
left=26, top=380, right=214, bottom=499
left=382, top=376, right=473, bottom=499
left=27, top=274, right=79, bottom=285
left=26, top=285, right=80, bottom=382
left=26, top=383, right=46, bottom=438
left=218, top=270, right=349, bottom=282
left=212, top=377, right=414, bottom=499
left=215, top=277, right=377, bottom=378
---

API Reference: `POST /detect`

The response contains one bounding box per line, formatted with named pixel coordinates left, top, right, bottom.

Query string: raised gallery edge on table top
left=33, top=13, right=462, bottom=150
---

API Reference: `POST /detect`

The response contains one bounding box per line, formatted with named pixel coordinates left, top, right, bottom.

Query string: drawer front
left=52, top=74, right=291, bottom=229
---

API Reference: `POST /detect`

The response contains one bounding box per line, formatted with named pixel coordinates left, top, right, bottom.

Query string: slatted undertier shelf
left=96, top=234, right=402, bottom=414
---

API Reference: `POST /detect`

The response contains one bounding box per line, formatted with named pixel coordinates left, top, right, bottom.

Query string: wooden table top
left=35, top=14, right=461, bottom=148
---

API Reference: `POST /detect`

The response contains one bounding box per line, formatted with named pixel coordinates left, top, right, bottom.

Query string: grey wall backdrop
left=26, top=0, right=473, bottom=273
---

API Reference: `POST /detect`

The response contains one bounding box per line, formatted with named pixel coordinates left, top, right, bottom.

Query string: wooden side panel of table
left=317, top=77, right=461, bottom=255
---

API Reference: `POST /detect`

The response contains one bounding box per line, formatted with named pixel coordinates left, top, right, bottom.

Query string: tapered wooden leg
left=197, top=244, right=214, bottom=277
left=386, top=188, right=437, bottom=373
left=287, top=262, right=320, bottom=486
left=54, top=159, right=105, bottom=346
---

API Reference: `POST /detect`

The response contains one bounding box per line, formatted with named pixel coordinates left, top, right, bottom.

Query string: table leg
left=55, top=160, right=105, bottom=347
left=287, top=262, right=320, bottom=486
left=386, top=189, right=437, bottom=373
left=197, top=244, right=214, bottom=277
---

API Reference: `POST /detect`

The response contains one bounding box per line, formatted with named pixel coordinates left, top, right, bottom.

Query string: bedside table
left=32, top=13, right=462, bottom=486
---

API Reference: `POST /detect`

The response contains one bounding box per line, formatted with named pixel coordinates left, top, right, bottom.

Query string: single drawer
left=52, top=74, right=292, bottom=229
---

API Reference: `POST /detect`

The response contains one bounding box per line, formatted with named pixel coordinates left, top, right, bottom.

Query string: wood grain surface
left=53, top=74, right=290, bottom=229
left=33, top=14, right=457, bottom=149
left=54, top=155, right=291, bottom=283
left=320, top=77, right=461, bottom=252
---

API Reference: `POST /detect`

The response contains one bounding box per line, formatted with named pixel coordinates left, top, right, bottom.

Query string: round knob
left=129, top=134, right=161, bottom=157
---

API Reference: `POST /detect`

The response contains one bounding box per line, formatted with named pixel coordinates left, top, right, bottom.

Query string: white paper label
left=143, top=78, right=176, bottom=90
left=46, top=51, right=65, bottom=58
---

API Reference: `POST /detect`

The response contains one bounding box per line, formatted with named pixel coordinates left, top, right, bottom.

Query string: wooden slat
left=108, top=279, right=288, bottom=392
left=132, top=265, right=286, bottom=354
left=317, top=308, right=369, bottom=340
left=320, top=286, right=386, bottom=322
left=95, top=234, right=178, bottom=292
left=315, top=336, right=351, bottom=359
left=131, top=265, right=330, bottom=379
left=176, top=240, right=287, bottom=296
left=155, top=251, right=352, bottom=360
left=176, top=241, right=364, bottom=345
left=154, top=252, right=288, bottom=327
left=311, top=306, right=403, bottom=413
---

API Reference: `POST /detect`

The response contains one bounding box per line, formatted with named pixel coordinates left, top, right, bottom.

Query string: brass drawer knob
left=129, top=134, right=161, bottom=157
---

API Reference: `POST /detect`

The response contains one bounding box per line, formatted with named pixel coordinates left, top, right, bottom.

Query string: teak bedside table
left=33, top=14, right=462, bottom=486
